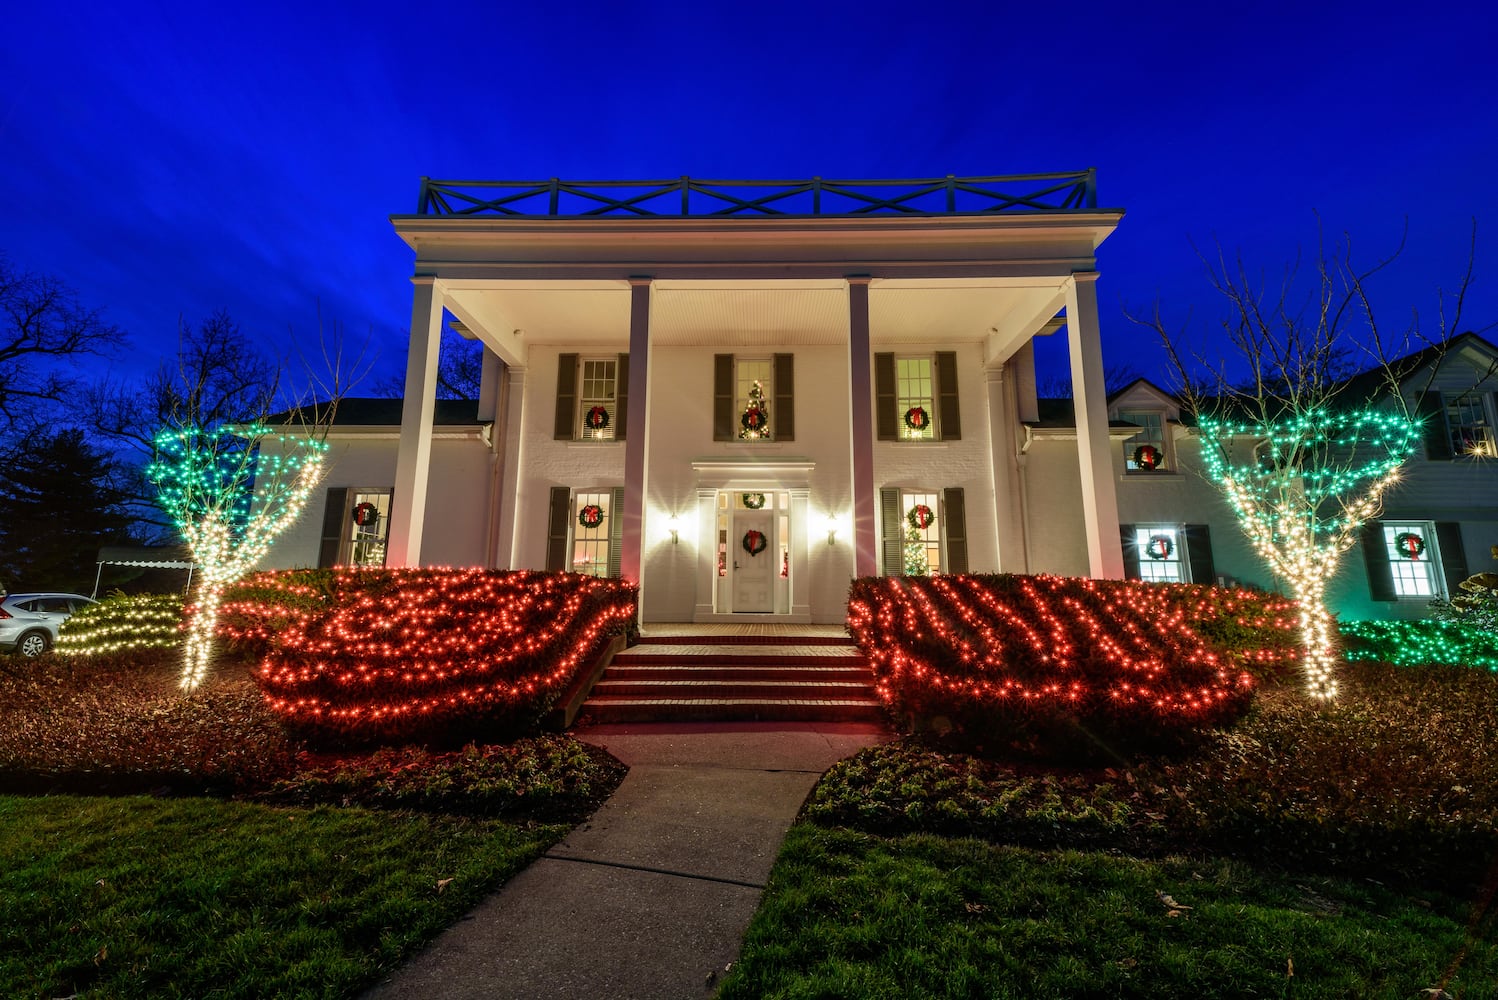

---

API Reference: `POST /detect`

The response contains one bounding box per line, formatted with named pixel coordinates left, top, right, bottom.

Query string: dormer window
left=1120, top=410, right=1168, bottom=471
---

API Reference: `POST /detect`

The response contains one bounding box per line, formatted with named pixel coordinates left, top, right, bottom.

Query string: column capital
left=845, top=274, right=874, bottom=286
left=627, top=276, right=655, bottom=287
left=1070, top=270, right=1101, bottom=284
left=410, top=274, right=437, bottom=287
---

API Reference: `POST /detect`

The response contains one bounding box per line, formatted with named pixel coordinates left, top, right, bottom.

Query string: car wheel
left=16, top=631, right=49, bottom=658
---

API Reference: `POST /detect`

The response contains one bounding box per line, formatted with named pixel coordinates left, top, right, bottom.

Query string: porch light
left=668, top=513, right=680, bottom=545
left=826, top=513, right=839, bottom=546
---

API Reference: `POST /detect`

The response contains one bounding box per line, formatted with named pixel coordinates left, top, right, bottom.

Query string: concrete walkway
left=363, top=721, right=888, bottom=1000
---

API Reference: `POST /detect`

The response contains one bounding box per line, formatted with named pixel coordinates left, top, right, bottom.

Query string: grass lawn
left=0, top=795, right=563, bottom=999
left=721, top=825, right=1497, bottom=999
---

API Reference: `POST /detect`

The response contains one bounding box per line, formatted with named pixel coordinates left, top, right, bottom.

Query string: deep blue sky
left=4, top=1, right=1496, bottom=395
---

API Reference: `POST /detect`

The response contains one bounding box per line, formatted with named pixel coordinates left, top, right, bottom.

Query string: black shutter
left=1184, top=524, right=1216, bottom=585
left=615, top=354, right=629, bottom=442
left=936, top=351, right=961, bottom=441
left=545, top=487, right=571, bottom=573
left=942, top=487, right=968, bottom=574
left=879, top=487, right=902, bottom=576
left=1417, top=391, right=1452, bottom=460
left=713, top=354, right=734, bottom=441
left=875, top=353, right=897, bottom=440
left=1361, top=520, right=1396, bottom=601
left=554, top=353, right=578, bottom=440
left=1435, top=522, right=1468, bottom=597
left=774, top=353, right=794, bottom=442
left=1119, top=524, right=1140, bottom=580
left=317, top=487, right=348, bottom=568
left=607, top=487, right=626, bottom=578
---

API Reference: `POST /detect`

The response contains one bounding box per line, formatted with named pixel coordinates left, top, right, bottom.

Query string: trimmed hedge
left=55, top=594, right=185, bottom=657
left=243, top=568, right=636, bottom=744
left=1341, top=618, right=1498, bottom=671
left=847, top=574, right=1300, bottom=754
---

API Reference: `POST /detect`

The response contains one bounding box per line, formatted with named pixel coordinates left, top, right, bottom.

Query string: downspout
left=1015, top=415, right=1035, bottom=574
left=483, top=365, right=511, bottom=568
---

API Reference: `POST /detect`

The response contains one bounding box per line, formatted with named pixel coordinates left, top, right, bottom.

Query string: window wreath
left=1133, top=444, right=1163, bottom=471
left=742, top=529, right=768, bottom=556
left=906, top=504, right=936, bottom=531
left=352, top=501, right=379, bottom=527
left=903, top=406, right=930, bottom=433
left=741, top=492, right=766, bottom=510
left=740, top=405, right=768, bottom=436
left=1393, top=531, right=1425, bottom=560
left=584, top=405, right=610, bottom=431
left=578, top=504, right=605, bottom=529
left=1145, top=534, right=1174, bottom=560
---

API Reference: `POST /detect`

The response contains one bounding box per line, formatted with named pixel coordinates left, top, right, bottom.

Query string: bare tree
left=1127, top=223, right=1478, bottom=700
left=373, top=325, right=484, bottom=399
left=0, top=253, right=125, bottom=439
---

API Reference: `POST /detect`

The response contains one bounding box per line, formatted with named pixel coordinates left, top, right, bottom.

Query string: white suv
left=0, top=593, right=97, bottom=657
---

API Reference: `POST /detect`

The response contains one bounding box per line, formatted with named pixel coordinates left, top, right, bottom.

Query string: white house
left=266, top=175, right=1498, bottom=625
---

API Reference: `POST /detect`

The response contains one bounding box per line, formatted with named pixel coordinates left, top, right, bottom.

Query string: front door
left=731, top=509, right=775, bottom=612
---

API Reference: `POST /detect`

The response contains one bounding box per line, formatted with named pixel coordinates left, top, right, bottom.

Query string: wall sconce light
left=825, top=513, right=838, bottom=546
left=669, top=513, right=680, bottom=545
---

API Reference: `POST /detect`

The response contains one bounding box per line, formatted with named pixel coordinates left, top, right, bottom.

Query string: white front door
left=731, top=509, right=775, bottom=612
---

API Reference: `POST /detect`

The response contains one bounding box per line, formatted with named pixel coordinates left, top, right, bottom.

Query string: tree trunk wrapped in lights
left=148, top=424, right=328, bottom=692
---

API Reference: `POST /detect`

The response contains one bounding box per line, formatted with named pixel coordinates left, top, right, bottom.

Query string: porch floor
left=639, top=622, right=848, bottom=638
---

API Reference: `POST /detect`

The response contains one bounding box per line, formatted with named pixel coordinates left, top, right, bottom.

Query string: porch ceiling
left=441, top=277, right=1069, bottom=360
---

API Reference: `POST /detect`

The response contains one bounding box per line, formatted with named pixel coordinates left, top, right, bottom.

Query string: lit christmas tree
left=903, top=524, right=930, bottom=576
left=739, top=380, right=770, bottom=440
left=148, top=424, right=327, bottom=691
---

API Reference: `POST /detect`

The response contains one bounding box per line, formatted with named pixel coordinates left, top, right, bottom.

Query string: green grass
left=0, top=794, right=564, bottom=999
left=720, top=825, right=1498, bottom=1000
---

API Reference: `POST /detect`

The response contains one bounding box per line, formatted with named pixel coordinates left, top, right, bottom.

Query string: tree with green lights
left=1131, top=227, right=1473, bottom=699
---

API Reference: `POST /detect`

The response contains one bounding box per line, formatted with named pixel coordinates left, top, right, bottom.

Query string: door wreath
left=742, top=529, right=768, bottom=556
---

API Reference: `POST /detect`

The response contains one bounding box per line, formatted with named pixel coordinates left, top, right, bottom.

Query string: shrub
left=846, top=574, right=1299, bottom=755
left=218, top=569, right=343, bottom=653
left=251, top=568, right=637, bottom=744
left=1340, top=618, right=1498, bottom=671
left=55, top=593, right=185, bottom=657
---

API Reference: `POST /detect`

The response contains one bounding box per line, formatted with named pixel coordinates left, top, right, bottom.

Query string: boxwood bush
left=55, top=593, right=185, bottom=657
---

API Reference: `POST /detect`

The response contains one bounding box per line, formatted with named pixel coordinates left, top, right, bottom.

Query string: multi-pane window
left=571, top=491, right=612, bottom=577
left=896, top=357, right=936, bottom=441
left=1121, top=411, right=1168, bottom=471
left=901, top=490, right=942, bottom=575
left=578, top=359, right=618, bottom=440
left=736, top=358, right=773, bottom=441
left=1444, top=392, right=1496, bottom=457
left=1382, top=522, right=1441, bottom=598
left=346, top=490, right=392, bottom=567
left=1133, top=525, right=1186, bottom=583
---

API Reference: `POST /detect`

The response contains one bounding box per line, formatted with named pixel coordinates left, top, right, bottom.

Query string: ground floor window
left=901, top=490, right=942, bottom=575
left=1132, top=525, right=1185, bottom=583
left=571, top=490, right=613, bottom=577
left=1381, top=521, right=1441, bottom=597
left=345, top=490, right=391, bottom=567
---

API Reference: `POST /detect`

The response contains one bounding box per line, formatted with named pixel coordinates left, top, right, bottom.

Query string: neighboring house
left=261, top=171, right=1497, bottom=626
left=1020, top=332, right=1498, bottom=621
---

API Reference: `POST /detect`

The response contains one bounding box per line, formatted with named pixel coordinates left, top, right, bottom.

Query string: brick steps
left=581, top=636, right=883, bottom=724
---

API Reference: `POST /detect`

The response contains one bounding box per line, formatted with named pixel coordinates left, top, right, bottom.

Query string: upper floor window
left=1444, top=391, right=1496, bottom=458
left=896, top=357, right=937, bottom=441
left=1120, top=411, right=1168, bottom=471
left=736, top=357, right=773, bottom=441
left=555, top=352, right=627, bottom=442
left=1381, top=521, right=1442, bottom=598
left=875, top=352, right=960, bottom=442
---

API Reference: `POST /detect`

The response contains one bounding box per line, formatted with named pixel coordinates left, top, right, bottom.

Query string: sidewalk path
left=362, top=721, right=888, bottom=1000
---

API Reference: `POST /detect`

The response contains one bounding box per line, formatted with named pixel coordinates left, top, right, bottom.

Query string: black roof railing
left=412, top=171, right=1098, bottom=218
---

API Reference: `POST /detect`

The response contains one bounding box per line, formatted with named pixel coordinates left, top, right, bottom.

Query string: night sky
left=5, top=1, right=1496, bottom=394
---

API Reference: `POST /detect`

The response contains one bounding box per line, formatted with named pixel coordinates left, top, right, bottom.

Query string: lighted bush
left=846, top=574, right=1299, bottom=754
left=218, top=569, right=342, bottom=652
left=1340, top=618, right=1498, bottom=671
left=248, top=568, right=637, bottom=744
left=55, top=593, right=185, bottom=656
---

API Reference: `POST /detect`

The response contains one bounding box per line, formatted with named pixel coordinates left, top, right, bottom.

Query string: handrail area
left=412, top=171, right=1098, bottom=218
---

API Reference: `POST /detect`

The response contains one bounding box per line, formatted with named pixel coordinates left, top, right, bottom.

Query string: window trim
left=1442, top=390, right=1498, bottom=459
left=575, top=356, right=620, bottom=442
left=1129, top=523, right=1188, bottom=583
left=340, top=488, right=393, bottom=568
left=894, top=354, right=939, bottom=442
left=1380, top=520, right=1445, bottom=600
left=734, top=356, right=774, bottom=442
left=1118, top=409, right=1171, bottom=473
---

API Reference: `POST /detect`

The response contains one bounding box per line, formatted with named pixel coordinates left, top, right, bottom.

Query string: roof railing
left=412, top=171, right=1098, bottom=218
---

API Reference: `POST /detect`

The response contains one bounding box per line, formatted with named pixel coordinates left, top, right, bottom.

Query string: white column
left=620, top=278, right=653, bottom=584
left=846, top=277, right=878, bottom=578
left=789, top=488, right=811, bottom=618
left=389, top=276, right=444, bottom=567
left=986, top=365, right=1025, bottom=572
left=693, top=488, right=717, bottom=620
left=1065, top=272, right=1125, bottom=579
left=493, top=367, right=526, bottom=569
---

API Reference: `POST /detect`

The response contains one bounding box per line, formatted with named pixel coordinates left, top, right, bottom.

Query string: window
left=896, top=357, right=936, bottom=440
left=345, top=490, right=392, bottom=567
left=1131, top=525, right=1186, bottom=582
left=1120, top=411, right=1168, bottom=471
left=570, top=491, right=613, bottom=576
left=736, top=357, right=773, bottom=441
left=577, top=358, right=618, bottom=441
left=1444, top=392, right=1496, bottom=458
left=1381, top=522, right=1441, bottom=598
left=900, top=490, right=942, bottom=575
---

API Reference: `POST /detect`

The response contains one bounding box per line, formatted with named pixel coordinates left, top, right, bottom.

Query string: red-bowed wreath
left=904, top=406, right=930, bottom=432
left=906, top=504, right=936, bottom=531
left=1133, top=444, right=1163, bottom=471
left=742, top=529, right=768, bottom=556
left=584, top=405, right=610, bottom=430
left=741, top=406, right=767, bottom=434
left=1393, top=531, right=1425, bottom=559
left=352, top=502, right=378, bottom=527
left=1145, top=534, right=1174, bottom=560
left=578, top=504, right=604, bottom=529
